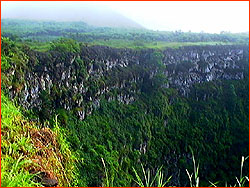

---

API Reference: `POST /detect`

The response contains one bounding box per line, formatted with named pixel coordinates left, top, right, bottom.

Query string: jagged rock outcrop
left=163, top=45, right=248, bottom=96
left=6, top=45, right=249, bottom=120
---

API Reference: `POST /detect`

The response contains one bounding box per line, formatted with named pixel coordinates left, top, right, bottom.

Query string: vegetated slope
left=1, top=92, right=79, bottom=187
left=1, top=19, right=249, bottom=45
left=1, top=37, right=249, bottom=186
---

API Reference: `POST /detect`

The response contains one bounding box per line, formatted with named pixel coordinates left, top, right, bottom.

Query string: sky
left=2, top=1, right=249, bottom=33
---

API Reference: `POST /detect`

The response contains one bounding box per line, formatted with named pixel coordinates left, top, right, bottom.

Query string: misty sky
left=2, top=1, right=249, bottom=33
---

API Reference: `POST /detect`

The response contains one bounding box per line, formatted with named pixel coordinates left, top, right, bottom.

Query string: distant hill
left=1, top=5, right=144, bottom=29
left=80, top=9, right=143, bottom=29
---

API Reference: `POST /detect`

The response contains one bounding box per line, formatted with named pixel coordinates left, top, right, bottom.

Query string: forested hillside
left=1, top=19, right=249, bottom=187
left=2, top=19, right=248, bottom=48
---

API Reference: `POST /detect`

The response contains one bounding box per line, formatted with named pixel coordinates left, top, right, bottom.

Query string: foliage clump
left=49, top=38, right=80, bottom=54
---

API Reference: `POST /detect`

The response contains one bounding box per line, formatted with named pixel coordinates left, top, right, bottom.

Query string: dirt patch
left=28, top=127, right=64, bottom=187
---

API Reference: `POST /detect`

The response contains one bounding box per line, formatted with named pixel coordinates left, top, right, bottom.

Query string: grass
left=17, top=39, right=236, bottom=53
left=1, top=93, right=79, bottom=186
left=90, top=39, right=234, bottom=50
left=1, top=93, right=41, bottom=187
left=186, top=147, right=249, bottom=187
left=230, top=156, right=249, bottom=187
left=132, top=164, right=171, bottom=187
left=52, top=115, right=80, bottom=187
left=1, top=155, right=40, bottom=187
left=16, top=41, right=51, bottom=52
left=101, top=157, right=114, bottom=187
left=186, top=147, right=200, bottom=187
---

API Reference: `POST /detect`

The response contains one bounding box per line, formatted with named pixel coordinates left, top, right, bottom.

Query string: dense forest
left=1, top=19, right=249, bottom=187
left=2, top=19, right=249, bottom=50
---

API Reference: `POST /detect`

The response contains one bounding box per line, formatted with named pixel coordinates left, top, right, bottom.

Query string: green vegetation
left=91, top=40, right=234, bottom=50
left=186, top=147, right=200, bottom=187
left=9, top=38, right=237, bottom=52
left=1, top=93, right=79, bottom=186
left=2, top=19, right=248, bottom=52
left=57, top=79, right=248, bottom=186
left=1, top=19, right=249, bottom=187
left=2, top=19, right=249, bottom=43
left=132, top=164, right=171, bottom=187
left=1, top=93, right=40, bottom=187
left=50, top=38, right=80, bottom=53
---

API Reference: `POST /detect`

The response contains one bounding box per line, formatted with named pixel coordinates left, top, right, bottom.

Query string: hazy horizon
left=2, top=1, right=249, bottom=33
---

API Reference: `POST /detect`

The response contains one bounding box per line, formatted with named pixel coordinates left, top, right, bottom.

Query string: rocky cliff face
left=6, top=45, right=249, bottom=120
left=163, top=45, right=248, bottom=96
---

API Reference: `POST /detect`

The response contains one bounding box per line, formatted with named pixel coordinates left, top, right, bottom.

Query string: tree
left=49, top=38, right=80, bottom=54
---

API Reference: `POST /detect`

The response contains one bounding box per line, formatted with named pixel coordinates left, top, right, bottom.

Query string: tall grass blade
left=132, top=167, right=144, bottom=187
